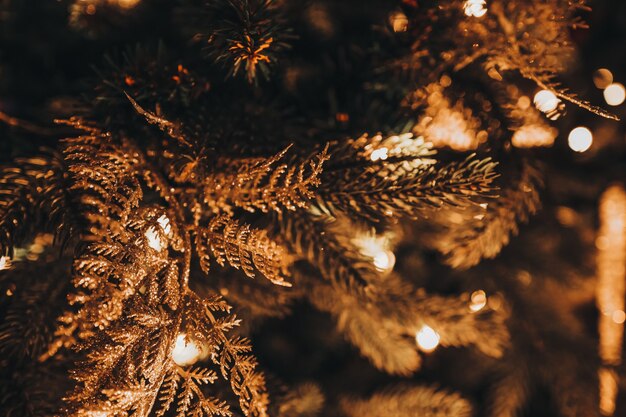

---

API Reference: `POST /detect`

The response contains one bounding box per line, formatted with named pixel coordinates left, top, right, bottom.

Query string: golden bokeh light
left=469, top=290, right=487, bottom=312
left=533, top=90, right=560, bottom=113
left=603, top=83, right=625, bottom=106
left=172, top=334, right=205, bottom=367
left=463, top=0, right=487, bottom=17
left=593, top=68, right=613, bottom=90
left=416, top=325, right=440, bottom=352
left=567, top=127, right=593, bottom=152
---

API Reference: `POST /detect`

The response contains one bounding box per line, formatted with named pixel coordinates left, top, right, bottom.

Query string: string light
left=567, top=127, right=593, bottom=152
left=172, top=334, right=205, bottom=366
left=389, top=11, right=409, bottom=33
left=469, top=290, right=487, bottom=312
left=0, top=256, right=11, bottom=271
left=145, top=227, right=163, bottom=251
left=603, top=83, right=625, bottom=106
left=596, top=185, right=626, bottom=416
left=463, top=0, right=487, bottom=17
left=354, top=233, right=395, bottom=272
left=533, top=90, right=560, bottom=113
left=415, top=325, right=440, bottom=352
left=370, top=147, right=389, bottom=161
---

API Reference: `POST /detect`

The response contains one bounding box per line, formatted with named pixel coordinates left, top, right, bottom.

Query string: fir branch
left=340, top=385, right=473, bottom=417
left=198, top=214, right=291, bottom=286
left=182, top=0, right=293, bottom=82
left=277, top=383, right=324, bottom=417
left=422, top=160, right=542, bottom=269
left=0, top=153, right=72, bottom=256
left=204, top=144, right=329, bottom=214
left=316, top=134, right=498, bottom=222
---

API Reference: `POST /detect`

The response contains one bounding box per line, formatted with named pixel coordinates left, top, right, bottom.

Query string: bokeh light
left=415, top=325, right=440, bottom=352
left=568, top=127, right=593, bottom=152
left=603, top=83, right=625, bottom=106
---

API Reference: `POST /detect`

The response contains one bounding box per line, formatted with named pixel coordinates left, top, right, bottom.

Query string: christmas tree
left=1, top=0, right=625, bottom=416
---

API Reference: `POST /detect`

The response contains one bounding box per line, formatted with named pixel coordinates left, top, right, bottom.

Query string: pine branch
left=180, top=0, right=293, bottom=82
left=0, top=152, right=72, bottom=256
left=204, top=144, right=329, bottom=214
left=340, top=385, right=473, bottom=417
left=197, top=215, right=291, bottom=286
left=277, top=383, right=324, bottom=417
left=422, top=160, right=542, bottom=269
left=316, top=134, right=498, bottom=222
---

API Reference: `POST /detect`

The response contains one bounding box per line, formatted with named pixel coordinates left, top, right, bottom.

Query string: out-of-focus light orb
left=511, top=124, right=557, bottom=148
left=416, top=325, right=440, bottom=352
left=145, top=227, right=163, bottom=251
left=0, top=256, right=11, bottom=271
left=370, top=147, right=389, bottom=161
left=533, top=90, right=560, bottom=113
left=389, top=11, right=409, bottom=33
left=464, top=0, right=487, bottom=17
left=612, top=310, right=626, bottom=324
left=116, top=0, right=142, bottom=9
left=172, top=334, right=203, bottom=366
left=469, top=290, right=487, bottom=312
left=593, top=68, right=613, bottom=90
left=568, top=127, right=593, bottom=152
left=373, top=250, right=395, bottom=272
left=157, top=214, right=171, bottom=235
left=604, top=83, right=626, bottom=106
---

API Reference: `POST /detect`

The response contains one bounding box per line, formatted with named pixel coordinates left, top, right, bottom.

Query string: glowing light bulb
left=145, top=227, right=163, bottom=251
left=389, top=11, right=409, bottom=33
left=604, top=83, right=625, bottom=106
left=593, top=68, right=613, bottom=90
left=370, top=147, right=389, bottom=161
left=533, top=90, right=560, bottom=113
left=0, top=256, right=11, bottom=271
left=354, top=234, right=395, bottom=272
left=568, top=127, right=593, bottom=152
left=172, top=334, right=204, bottom=366
left=157, top=214, right=171, bottom=235
left=415, top=325, right=440, bottom=352
left=464, top=0, right=487, bottom=17
left=373, top=250, right=395, bottom=271
left=469, top=290, right=487, bottom=312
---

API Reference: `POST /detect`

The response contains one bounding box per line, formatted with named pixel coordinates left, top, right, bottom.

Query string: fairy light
left=567, top=127, right=593, bottom=153
left=115, top=0, right=141, bottom=9
left=172, top=334, right=205, bottom=366
left=603, top=83, right=625, bottom=106
left=0, top=256, right=11, bottom=271
left=157, top=214, right=172, bottom=235
left=354, top=233, right=395, bottom=272
left=389, top=11, right=409, bottom=33
left=596, top=185, right=626, bottom=416
left=469, top=290, right=487, bottom=312
left=370, top=147, right=389, bottom=161
left=511, top=124, right=557, bottom=148
left=533, top=90, right=560, bottom=113
left=145, top=227, right=163, bottom=251
left=463, top=0, right=487, bottom=17
left=415, top=325, right=440, bottom=352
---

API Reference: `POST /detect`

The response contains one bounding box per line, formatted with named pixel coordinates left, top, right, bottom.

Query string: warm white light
left=415, top=325, right=440, bottom=352
left=389, top=11, right=409, bottom=32
left=568, top=127, right=593, bottom=152
left=145, top=227, right=163, bottom=251
left=354, top=234, right=395, bottom=272
left=604, top=83, right=625, bottom=106
left=114, top=0, right=141, bottom=9
left=373, top=250, right=395, bottom=271
left=464, top=0, right=487, bottom=17
left=0, top=256, right=11, bottom=271
left=157, top=214, right=171, bottom=235
left=469, top=290, right=487, bottom=312
left=172, top=334, right=203, bottom=366
left=533, top=90, right=560, bottom=113
left=370, top=147, right=389, bottom=161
